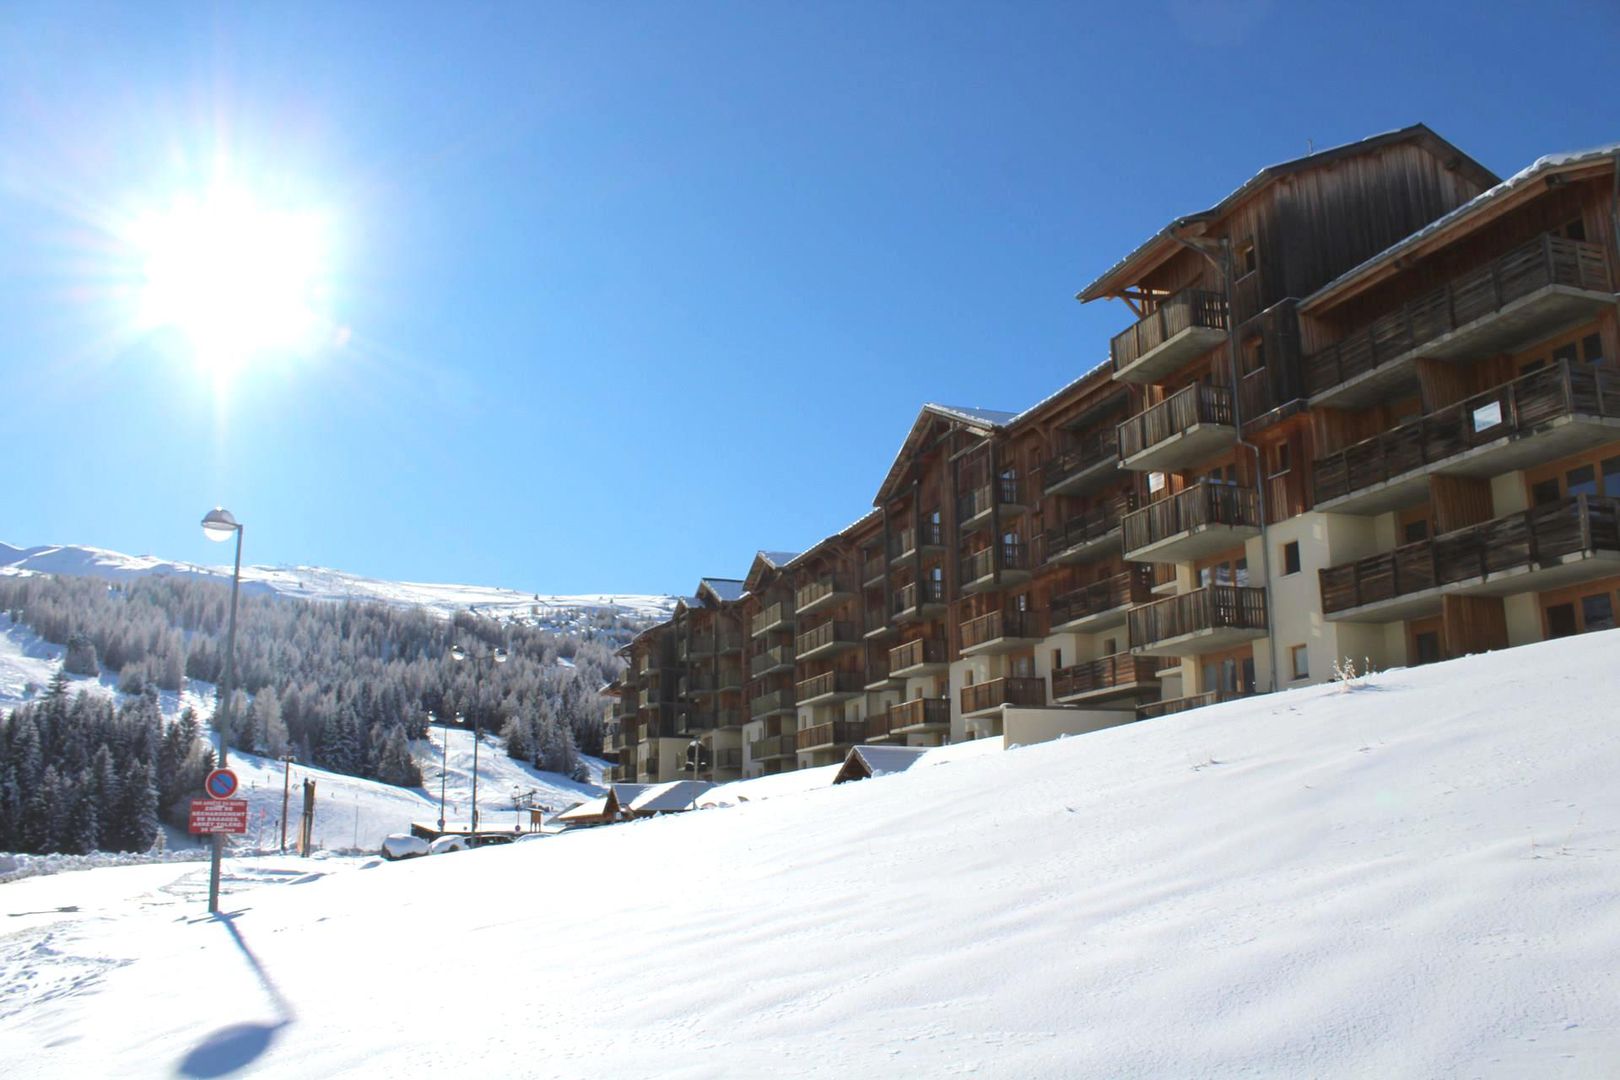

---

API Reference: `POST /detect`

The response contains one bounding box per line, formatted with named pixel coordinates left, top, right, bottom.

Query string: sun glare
left=131, top=189, right=330, bottom=377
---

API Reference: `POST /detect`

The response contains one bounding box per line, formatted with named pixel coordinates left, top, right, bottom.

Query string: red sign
left=204, top=768, right=240, bottom=800
left=189, top=798, right=249, bottom=834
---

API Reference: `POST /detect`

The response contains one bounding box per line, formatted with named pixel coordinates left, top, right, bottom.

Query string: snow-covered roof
left=626, top=780, right=714, bottom=814
left=925, top=403, right=1019, bottom=429
left=695, top=763, right=842, bottom=808
left=556, top=796, right=613, bottom=823
left=758, top=551, right=800, bottom=569
left=607, top=783, right=651, bottom=805
left=700, top=578, right=746, bottom=603
left=1077, top=124, right=1498, bottom=302
left=835, top=745, right=929, bottom=784
left=1302, top=140, right=1620, bottom=312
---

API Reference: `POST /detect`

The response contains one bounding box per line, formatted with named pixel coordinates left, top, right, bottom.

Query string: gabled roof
left=626, top=780, right=713, bottom=814
left=699, top=577, right=746, bottom=604
left=1302, top=141, right=1620, bottom=312
left=1077, top=124, right=1498, bottom=302
left=758, top=551, right=800, bottom=568
left=874, top=402, right=1014, bottom=505
left=833, top=745, right=929, bottom=784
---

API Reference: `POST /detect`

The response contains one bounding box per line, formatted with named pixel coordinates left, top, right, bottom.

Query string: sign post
left=201, top=766, right=241, bottom=914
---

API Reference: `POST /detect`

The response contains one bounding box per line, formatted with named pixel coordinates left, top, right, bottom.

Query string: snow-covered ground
left=5, top=632, right=1620, bottom=1076
left=0, top=541, right=677, bottom=624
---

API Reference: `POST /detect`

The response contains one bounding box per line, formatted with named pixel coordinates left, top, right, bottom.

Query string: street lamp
left=278, top=752, right=296, bottom=854
left=429, top=711, right=452, bottom=832
left=201, top=506, right=243, bottom=915
left=450, top=644, right=507, bottom=833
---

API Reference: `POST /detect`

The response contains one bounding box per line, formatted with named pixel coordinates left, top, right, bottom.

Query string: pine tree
left=65, top=778, right=99, bottom=854
left=117, top=762, right=160, bottom=852
left=63, top=633, right=100, bottom=677
left=91, top=745, right=123, bottom=851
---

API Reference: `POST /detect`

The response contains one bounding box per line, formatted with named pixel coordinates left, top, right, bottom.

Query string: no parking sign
left=204, top=768, right=239, bottom=800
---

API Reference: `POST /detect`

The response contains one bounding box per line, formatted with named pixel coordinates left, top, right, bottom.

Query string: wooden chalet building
left=605, top=127, right=1620, bottom=769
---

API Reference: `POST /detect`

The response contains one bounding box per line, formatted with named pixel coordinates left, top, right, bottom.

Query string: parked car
left=467, top=832, right=517, bottom=848
left=429, top=835, right=468, bottom=855
left=381, top=834, right=430, bottom=861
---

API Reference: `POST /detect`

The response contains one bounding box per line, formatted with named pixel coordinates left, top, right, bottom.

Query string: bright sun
left=131, top=189, right=330, bottom=376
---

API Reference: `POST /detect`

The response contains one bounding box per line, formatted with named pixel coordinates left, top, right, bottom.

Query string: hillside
left=0, top=542, right=676, bottom=627
left=2, top=632, right=1617, bottom=1076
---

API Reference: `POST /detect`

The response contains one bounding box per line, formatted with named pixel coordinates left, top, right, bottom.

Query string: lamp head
left=493, top=648, right=509, bottom=664
left=201, top=507, right=240, bottom=542
left=450, top=644, right=467, bottom=662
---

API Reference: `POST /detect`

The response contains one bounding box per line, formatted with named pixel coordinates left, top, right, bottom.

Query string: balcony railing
left=1127, top=585, right=1268, bottom=654
left=715, top=632, right=743, bottom=654
left=749, top=687, right=797, bottom=719
left=1319, top=494, right=1620, bottom=618
left=1117, top=383, right=1236, bottom=470
left=713, top=748, right=744, bottom=770
left=795, top=577, right=851, bottom=614
left=1313, top=360, right=1620, bottom=511
left=1049, top=570, right=1151, bottom=631
left=682, top=634, right=717, bottom=659
left=887, top=697, right=951, bottom=732
left=889, top=637, right=947, bottom=674
left=716, top=666, right=744, bottom=692
left=961, top=677, right=1047, bottom=715
left=1122, top=482, right=1262, bottom=561
left=890, top=520, right=944, bottom=561
left=1043, top=427, right=1121, bottom=496
left=892, top=578, right=946, bottom=618
left=1304, top=234, right=1611, bottom=402
left=1051, top=653, right=1159, bottom=701
left=795, top=670, right=865, bottom=703
left=1138, top=689, right=1255, bottom=719
left=796, top=720, right=867, bottom=752
left=1041, top=498, right=1129, bottom=565
left=795, top=620, right=859, bottom=660
left=1110, top=286, right=1230, bottom=382
left=959, top=609, right=1042, bottom=651
left=957, top=475, right=1025, bottom=527
left=748, top=734, right=795, bottom=761
left=862, top=554, right=887, bottom=585
left=750, top=601, right=794, bottom=637
left=749, top=644, right=795, bottom=678
left=961, top=539, right=1029, bottom=590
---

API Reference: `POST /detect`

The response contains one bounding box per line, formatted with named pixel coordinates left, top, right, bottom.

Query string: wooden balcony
left=863, top=608, right=897, bottom=641
left=961, top=539, right=1031, bottom=595
left=1127, top=585, right=1268, bottom=657
left=1049, top=570, right=1150, bottom=634
left=1305, top=234, right=1613, bottom=408
left=885, top=697, right=951, bottom=736
left=795, top=620, right=860, bottom=661
left=890, top=520, right=945, bottom=562
left=1052, top=652, right=1161, bottom=703
left=862, top=554, right=887, bottom=587
left=748, top=734, right=796, bottom=761
left=892, top=579, right=947, bottom=623
left=1122, top=482, right=1262, bottom=563
left=681, top=634, right=717, bottom=660
left=958, top=475, right=1027, bottom=531
left=959, top=609, right=1043, bottom=656
left=680, top=708, right=716, bottom=734
left=716, top=666, right=744, bottom=693
left=889, top=637, right=948, bottom=677
left=960, top=677, right=1047, bottom=718
left=713, top=709, right=744, bottom=730
left=864, top=654, right=902, bottom=691
left=796, top=576, right=853, bottom=616
left=1137, top=689, right=1256, bottom=720
left=749, top=644, right=795, bottom=678
left=1312, top=360, right=1620, bottom=515
left=1319, top=494, right=1620, bottom=622
left=1043, top=428, right=1121, bottom=497
left=638, top=707, right=681, bottom=739
left=715, top=632, right=744, bottom=655
left=749, top=687, right=797, bottom=720
left=795, top=670, right=866, bottom=706
left=1110, top=286, right=1230, bottom=384
left=796, top=719, right=867, bottom=752
left=1042, top=498, right=1128, bottom=566
left=1117, top=383, right=1237, bottom=473
left=679, top=672, right=717, bottom=699
left=713, top=748, right=744, bottom=771
left=750, top=601, right=794, bottom=638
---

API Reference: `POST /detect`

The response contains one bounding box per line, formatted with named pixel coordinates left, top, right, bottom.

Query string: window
left=1553, top=341, right=1579, bottom=366
left=1282, top=541, right=1301, bottom=575
left=1567, top=464, right=1598, bottom=498
left=1581, top=594, right=1615, bottom=632
left=1558, top=218, right=1587, bottom=243
left=1051, top=648, right=1063, bottom=671
left=1101, top=637, right=1117, bottom=656
left=1242, top=337, right=1266, bottom=375
left=1414, top=631, right=1442, bottom=665
left=1582, top=333, right=1605, bottom=367
left=1270, top=443, right=1290, bottom=476
left=1237, top=240, right=1257, bottom=277
left=1546, top=603, right=1578, bottom=638
left=1289, top=644, right=1309, bottom=681
left=1403, top=519, right=1430, bottom=544
left=1603, top=456, right=1620, bottom=497
left=1531, top=478, right=1562, bottom=506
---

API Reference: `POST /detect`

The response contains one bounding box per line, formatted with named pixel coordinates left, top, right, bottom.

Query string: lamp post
left=450, top=643, right=507, bottom=833
left=430, top=711, right=450, bottom=832
left=200, top=507, right=244, bottom=915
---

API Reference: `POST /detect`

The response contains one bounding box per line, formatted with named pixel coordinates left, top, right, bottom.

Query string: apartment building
left=602, top=127, right=1619, bottom=772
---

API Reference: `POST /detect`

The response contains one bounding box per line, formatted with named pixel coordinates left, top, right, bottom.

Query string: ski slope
left=3, top=631, right=1618, bottom=1076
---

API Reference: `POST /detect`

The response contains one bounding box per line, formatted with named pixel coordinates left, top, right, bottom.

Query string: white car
left=381, top=834, right=430, bottom=861
left=429, top=835, right=468, bottom=855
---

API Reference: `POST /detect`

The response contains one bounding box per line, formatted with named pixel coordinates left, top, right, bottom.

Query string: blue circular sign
left=205, top=768, right=239, bottom=800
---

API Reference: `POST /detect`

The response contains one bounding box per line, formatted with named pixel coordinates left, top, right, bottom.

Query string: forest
left=0, top=572, right=642, bottom=853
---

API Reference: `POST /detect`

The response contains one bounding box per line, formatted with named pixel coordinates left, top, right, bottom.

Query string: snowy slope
left=0, top=541, right=677, bottom=624
left=4, top=633, right=1620, bottom=1076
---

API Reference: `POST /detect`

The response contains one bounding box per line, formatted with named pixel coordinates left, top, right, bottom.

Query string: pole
left=437, top=716, right=448, bottom=832
left=208, top=524, right=243, bottom=916
left=279, top=756, right=292, bottom=854
left=470, top=713, right=480, bottom=833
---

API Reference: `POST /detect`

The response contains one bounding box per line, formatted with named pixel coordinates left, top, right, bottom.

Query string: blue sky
left=2, top=2, right=1617, bottom=595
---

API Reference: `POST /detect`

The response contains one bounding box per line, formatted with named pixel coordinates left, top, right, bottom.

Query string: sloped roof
left=926, top=404, right=1020, bottom=428
left=700, top=577, right=746, bottom=603
left=834, top=745, right=929, bottom=784
left=1302, top=140, right=1620, bottom=312
left=758, top=551, right=801, bottom=567
left=874, top=402, right=1016, bottom=505
left=627, top=780, right=714, bottom=814
left=1077, top=124, right=1498, bottom=302
left=555, top=795, right=614, bottom=823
